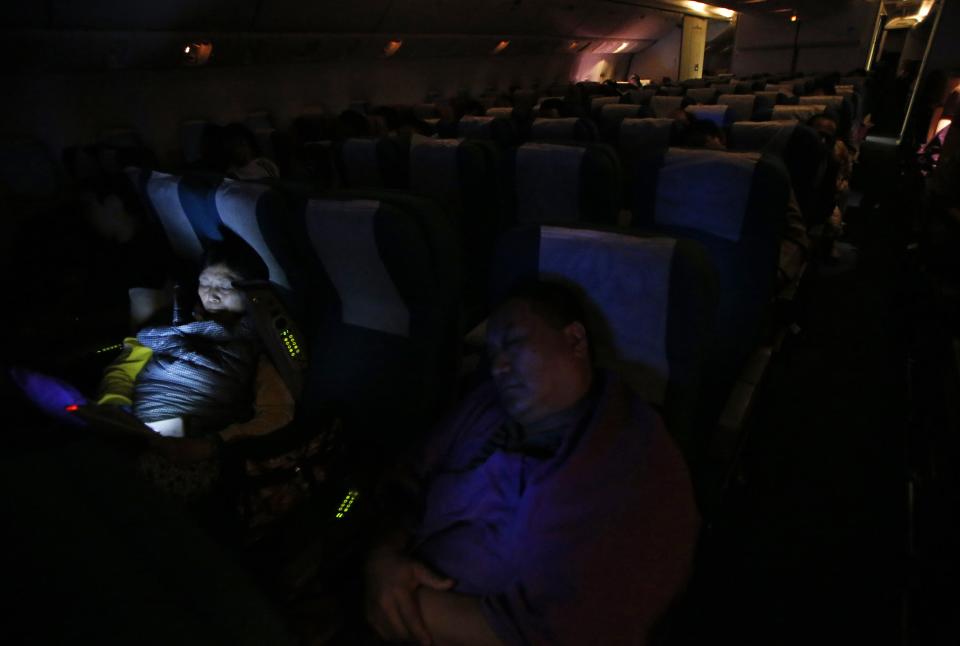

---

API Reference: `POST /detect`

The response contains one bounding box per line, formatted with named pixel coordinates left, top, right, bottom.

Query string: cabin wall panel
left=626, top=23, right=682, bottom=83
left=732, top=3, right=878, bottom=76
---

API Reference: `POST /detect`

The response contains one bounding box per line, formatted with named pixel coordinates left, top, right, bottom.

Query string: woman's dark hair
left=201, top=230, right=269, bottom=283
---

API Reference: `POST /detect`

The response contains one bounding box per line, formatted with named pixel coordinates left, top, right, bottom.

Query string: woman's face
left=197, top=263, right=245, bottom=315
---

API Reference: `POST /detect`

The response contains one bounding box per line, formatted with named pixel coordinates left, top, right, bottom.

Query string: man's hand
left=148, top=436, right=217, bottom=463
left=364, top=546, right=455, bottom=645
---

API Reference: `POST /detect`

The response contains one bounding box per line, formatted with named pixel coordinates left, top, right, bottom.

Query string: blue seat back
left=490, top=224, right=717, bottom=459
left=631, top=148, right=790, bottom=400
left=408, top=136, right=503, bottom=325
left=506, top=143, right=621, bottom=227
left=286, top=193, right=462, bottom=451
left=127, top=168, right=223, bottom=274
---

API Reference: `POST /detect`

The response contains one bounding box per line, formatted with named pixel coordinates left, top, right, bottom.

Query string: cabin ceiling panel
left=48, top=0, right=260, bottom=30
left=255, top=0, right=395, bottom=32
left=579, top=7, right=680, bottom=40
left=722, top=0, right=863, bottom=20
left=375, top=0, right=486, bottom=34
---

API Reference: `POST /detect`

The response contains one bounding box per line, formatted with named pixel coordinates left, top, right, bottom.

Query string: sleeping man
left=364, top=280, right=699, bottom=646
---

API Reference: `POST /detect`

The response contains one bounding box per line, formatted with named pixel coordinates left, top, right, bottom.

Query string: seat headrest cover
left=685, top=104, right=731, bottom=127
left=410, top=137, right=461, bottom=199
left=515, top=143, right=585, bottom=224
left=798, top=95, right=843, bottom=108
left=772, top=105, right=823, bottom=121
left=214, top=179, right=291, bottom=290
left=342, top=138, right=383, bottom=187
left=304, top=199, right=410, bottom=337
left=727, top=120, right=797, bottom=152
left=531, top=118, right=581, bottom=140
left=600, top=104, right=645, bottom=120
left=538, top=226, right=674, bottom=403
left=686, top=88, right=718, bottom=104
left=717, top=94, right=756, bottom=122
left=649, top=95, right=684, bottom=118
left=144, top=170, right=205, bottom=262
left=591, top=96, right=620, bottom=110
left=619, top=118, right=673, bottom=150
left=180, top=120, right=207, bottom=165
left=458, top=116, right=494, bottom=137
left=486, top=107, right=514, bottom=118
left=655, top=149, right=756, bottom=242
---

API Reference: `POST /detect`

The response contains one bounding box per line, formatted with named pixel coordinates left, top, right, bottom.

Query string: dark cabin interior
left=2, top=1, right=959, bottom=644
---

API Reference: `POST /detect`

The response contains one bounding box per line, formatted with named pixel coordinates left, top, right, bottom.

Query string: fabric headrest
left=619, top=118, right=673, bottom=152
left=601, top=104, right=645, bottom=121
left=654, top=149, right=756, bottom=242
left=214, top=179, right=291, bottom=290
left=458, top=116, right=494, bottom=138
left=409, top=137, right=461, bottom=201
left=727, top=121, right=796, bottom=153
left=304, top=199, right=410, bottom=337
left=486, top=107, right=514, bottom=118
left=685, top=105, right=732, bottom=127
left=649, top=96, right=685, bottom=118
left=514, top=143, right=586, bottom=224
left=717, top=94, right=756, bottom=122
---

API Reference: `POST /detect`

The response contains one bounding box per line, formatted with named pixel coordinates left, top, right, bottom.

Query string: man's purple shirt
left=412, top=374, right=700, bottom=645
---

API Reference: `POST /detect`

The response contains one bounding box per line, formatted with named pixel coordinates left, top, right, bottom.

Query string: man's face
left=486, top=299, right=591, bottom=426
left=197, top=263, right=246, bottom=315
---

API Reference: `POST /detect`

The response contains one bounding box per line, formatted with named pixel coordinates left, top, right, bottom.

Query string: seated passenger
left=96, top=237, right=295, bottom=467
left=681, top=116, right=726, bottom=150
left=364, top=281, right=699, bottom=646
left=222, top=123, right=280, bottom=180
left=808, top=113, right=853, bottom=258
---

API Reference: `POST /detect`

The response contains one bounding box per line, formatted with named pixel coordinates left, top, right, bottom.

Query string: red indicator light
left=65, top=404, right=79, bottom=412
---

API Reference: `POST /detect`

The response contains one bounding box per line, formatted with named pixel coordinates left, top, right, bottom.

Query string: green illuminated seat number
left=335, top=489, right=359, bottom=519
left=280, top=329, right=301, bottom=359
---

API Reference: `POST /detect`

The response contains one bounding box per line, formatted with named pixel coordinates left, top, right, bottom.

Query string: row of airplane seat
left=124, top=127, right=802, bottom=502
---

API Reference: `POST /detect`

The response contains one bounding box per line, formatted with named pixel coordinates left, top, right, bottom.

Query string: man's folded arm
left=418, top=588, right=503, bottom=646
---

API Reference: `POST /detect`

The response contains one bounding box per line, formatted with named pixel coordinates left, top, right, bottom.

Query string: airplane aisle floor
left=676, top=150, right=923, bottom=645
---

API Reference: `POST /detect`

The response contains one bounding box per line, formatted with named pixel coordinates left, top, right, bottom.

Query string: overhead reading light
left=790, top=14, right=798, bottom=22
left=384, top=40, right=403, bottom=57
left=614, top=41, right=629, bottom=53
left=684, top=1, right=735, bottom=18
left=182, top=41, right=212, bottom=66
left=492, top=40, right=510, bottom=55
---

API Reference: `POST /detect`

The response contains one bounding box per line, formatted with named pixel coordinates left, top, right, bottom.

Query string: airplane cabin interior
left=2, top=1, right=959, bottom=644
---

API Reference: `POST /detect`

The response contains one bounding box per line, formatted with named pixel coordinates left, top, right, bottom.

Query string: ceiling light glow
left=614, top=41, right=629, bottom=53
left=492, top=40, right=510, bottom=55
left=384, top=40, right=403, bottom=57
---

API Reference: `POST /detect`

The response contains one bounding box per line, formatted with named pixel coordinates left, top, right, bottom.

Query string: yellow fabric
left=96, top=338, right=154, bottom=407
